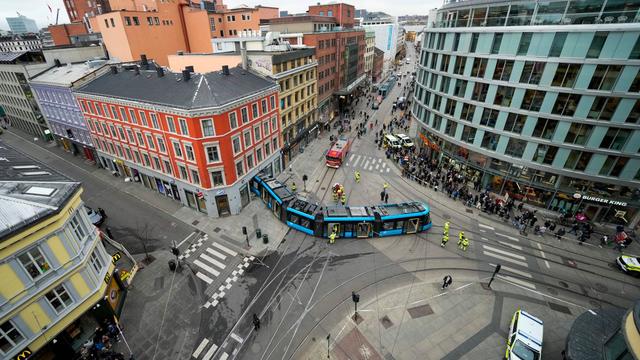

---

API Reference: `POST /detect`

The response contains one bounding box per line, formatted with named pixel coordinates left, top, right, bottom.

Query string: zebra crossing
left=479, top=223, right=537, bottom=290
left=192, top=329, right=244, bottom=360
left=192, top=241, right=239, bottom=285
left=345, top=153, right=391, bottom=173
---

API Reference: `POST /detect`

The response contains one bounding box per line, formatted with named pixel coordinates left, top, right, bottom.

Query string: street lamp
left=351, top=291, right=360, bottom=319
left=326, top=333, right=330, bottom=358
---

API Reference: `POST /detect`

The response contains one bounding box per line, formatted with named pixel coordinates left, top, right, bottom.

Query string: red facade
left=308, top=3, right=355, bottom=28
left=77, top=91, right=280, bottom=189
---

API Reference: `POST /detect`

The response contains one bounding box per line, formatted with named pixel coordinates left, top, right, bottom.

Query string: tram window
left=343, top=223, right=354, bottom=234
left=383, top=222, right=394, bottom=230
left=289, top=214, right=300, bottom=224
left=300, top=218, right=311, bottom=228
left=425, top=214, right=431, bottom=224
left=395, top=220, right=405, bottom=229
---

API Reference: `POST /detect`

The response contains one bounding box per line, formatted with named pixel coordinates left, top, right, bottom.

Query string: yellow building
left=0, top=140, right=117, bottom=360
left=364, top=31, right=375, bottom=78
left=246, top=47, right=318, bottom=164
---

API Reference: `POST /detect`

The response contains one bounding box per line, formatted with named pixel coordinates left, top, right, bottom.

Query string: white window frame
left=209, top=168, right=225, bottom=187
left=18, top=247, right=51, bottom=280
left=45, top=284, right=74, bottom=314
left=241, top=107, right=249, bottom=124
left=172, top=141, right=183, bottom=158
left=69, top=213, right=87, bottom=242
left=201, top=118, right=215, bottom=137
left=128, top=108, right=138, bottom=124
left=184, top=143, right=195, bottom=162
left=139, top=110, right=148, bottom=126
left=253, top=125, right=262, bottom=141
left=178, top=118, right=189, bottom=135
left=235, top=159, right=245, bottom=177
left=190, top=167, right=201, bottom=185
left=145, top=134, right=156, bottom=150
left=89, top=249, right=105, bottom=275
left=243, top=130, right=252, bottom=148
left=0, top=320, right=25, bottom=354
left=229, top=111, right=238, bottom=129
left=232, top=135, right=242, bottom=155
left=156, top=136, right=167, bottom=153
left=150, top=112, right=159, bottom=128
left=205, top=144, right=221, bottom=163
left=270, top=116, right=277, bottom=133
left=178, top=164, right=189, bottom=180
left=166, top=116, right=176, bottom=133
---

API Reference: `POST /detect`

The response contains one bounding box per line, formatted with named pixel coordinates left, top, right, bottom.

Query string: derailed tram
left=250, top=174, right=432, bottom=239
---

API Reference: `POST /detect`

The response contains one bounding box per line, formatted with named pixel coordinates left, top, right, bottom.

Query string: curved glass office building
left=412, top=0, right=640, bottom=226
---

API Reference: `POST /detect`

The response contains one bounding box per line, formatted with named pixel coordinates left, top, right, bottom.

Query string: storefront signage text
left=576, top=194, right=627, bottom=207
left=14, top=347, right=32, bottom=360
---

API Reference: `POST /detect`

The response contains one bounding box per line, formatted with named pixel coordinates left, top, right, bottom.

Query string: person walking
left=442, top=275, right=453, bottom=289
left=459, top=236, right=469, bottom=251
left=457, top=231, right=465, bottom=247
left=443, top=221, right=450, bottom=235
left=329, top=231, right=337, bottom=244
left=253, top=314, right=260, bottom=330
left=441, top=233, right=449, bottom=247
left=341, top=193, right=347, bottom=205
left=291, top=182, right=297, bottom=192
left=383, top=182, right=389, bottom=193
left=380, top=191, right=385, bottom=202
left=354, top=171, right=361, bottom=183
left=384, top=193, right=389, bottom=204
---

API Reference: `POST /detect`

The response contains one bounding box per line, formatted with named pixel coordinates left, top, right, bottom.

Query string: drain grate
left=192, top=220, right=199, bottom=226
left=380, top=315, right=394, bottom=329
left=548, top=302, right=572, bottom=314
left=407, top=304, right=434, bottom=319
left=213, top=227, right=221, bottom=233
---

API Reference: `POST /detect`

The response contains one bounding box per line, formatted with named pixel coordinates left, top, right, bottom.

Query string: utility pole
left=487, top=263, right=502, bottom=289
left=326, top=333, right=330, bottom=358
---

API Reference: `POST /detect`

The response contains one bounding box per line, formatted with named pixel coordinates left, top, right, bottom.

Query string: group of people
left=81, top=320, right=126, bottom=360
left=440, top=221, right=469, bottom=251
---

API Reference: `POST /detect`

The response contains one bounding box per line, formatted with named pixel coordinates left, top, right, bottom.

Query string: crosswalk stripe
left=194, top=259, right=221, bottom=277
left=200, top=253, right=226, bottom=270
left=192, top=339, right=209, bottom=358
left=498, top=241, right=523, bottom=250
left=489, top=263, right=532, bottom=278
left=202, top=343, right=219, bottom=360
left=496, top=233, right=519, bottom=242
left=363, top=159, right=370, bottom=169
left=375, top=163, right=379, bottom=169
left=386, top=168, right=390, bottom=173
left=230, top=333, right=244, bottom=343
left=483, top=251, right=528, bottom=267
left=195, top=272, right=213, bottom=284
left=479, top=223, right=495, bottom=230
left=498, top=275, right=536, bottom=289
left=483, top=245, right=526, bottom=260
left=219, top=353, right=229, bottom=360
left=352, top=155, right=362, bottom=167
left=213, top=242, right=238, bottom=256
left=206, top=248, right=227, bottom=260
left=348, top=154, right=355, bottom=162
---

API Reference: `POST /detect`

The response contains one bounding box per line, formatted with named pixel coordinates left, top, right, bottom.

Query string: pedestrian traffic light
left=242, top=226, right=247, bottom=235
left=493, top=264, right=502, bottom=275
left=352, top=291, right=360, bottom=304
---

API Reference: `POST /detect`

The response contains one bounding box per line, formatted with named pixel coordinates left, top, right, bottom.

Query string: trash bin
left=168, top=260, right=176, bottom=272
left=262, top=234, right=269, bottom=244
left=256, top=228, right=262, bottom=239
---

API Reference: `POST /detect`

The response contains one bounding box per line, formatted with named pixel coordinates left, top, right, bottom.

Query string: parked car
left=85, top=206, right=104, bottom=227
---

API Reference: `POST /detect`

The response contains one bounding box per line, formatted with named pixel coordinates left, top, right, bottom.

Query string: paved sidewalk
left=303, top=271, right=582, bottom=360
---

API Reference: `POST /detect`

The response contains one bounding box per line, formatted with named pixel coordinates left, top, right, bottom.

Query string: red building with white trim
left=75, top=62, right=281, bottom=216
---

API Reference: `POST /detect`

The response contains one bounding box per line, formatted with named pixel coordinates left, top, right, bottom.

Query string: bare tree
left=133, top=221, right=154, bottom=262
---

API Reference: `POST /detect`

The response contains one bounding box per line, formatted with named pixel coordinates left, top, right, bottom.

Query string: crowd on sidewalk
left=80, top=320, right=128, bottom=360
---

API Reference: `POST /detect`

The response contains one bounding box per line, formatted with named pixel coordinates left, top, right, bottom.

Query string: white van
left=395, top=133, right=414, bottom=148
left=505, top=309, right=543, bottom=360
left=383, top=134, right=402, bottom=149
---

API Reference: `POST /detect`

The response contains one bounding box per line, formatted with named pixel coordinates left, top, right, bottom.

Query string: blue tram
left=250, top=174, right=432, bottom=239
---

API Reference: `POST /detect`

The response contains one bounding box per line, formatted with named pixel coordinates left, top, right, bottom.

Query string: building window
left=241, top=107, right=249, bottom=124
left=564, top=150, right=592, bottom=171
left=110, top=105, right=119, bottom=120
left=150, top=113, right=159, bottom=128
left=256, top=147, right=263, bottom=162
left=18, top=247, right=50, bottom=280
left=481, top=132, right=499, bottom=151
left=521, top=89, right=545, bottom=112
left=444, top=119, right=457, bottom=137
left=261, top=99, right=268, bottom=114
left=145, top=134, right=155, bottom=149
left=490, top=33, right=503, bottom=54
left=173, top=142, right=183, bottom=157
left=45, top=284, right=73, bottom=313
left=166, top=116, right=176, bottom=133
left=471, top=82, right=489, bottom=102
left=494, top=86, right=514, bottom=107
left=516, top=33, right=532, bottom=55
left=453, top=56, right=467, bottom=75
left=565, top=123, right=593, bottom=145
left=163, top=160, right=172, bottom=174
left=185, top=144, right=195, bottom=161
left=461, top=125, right=477, bottom=143
left=178, top=118, right=188, bottom=135
left=210, top=170, right=224, bottom=187
left=157, top=137, right=166, bottom=153
left=246, top=153, right=254, bottom=169
left=201, top=119, right=214, bottom=137
left=191, top=169, right=200, bottom=184
left=480, top=109, right=499, bottom=127
left=519, top=61, right=545, bottom=85
left=253, top=126, right=262, bottom=142
left=243, top=130, right=252, bottom=147
left=600, top=128, right=631, bottom=150
left=229, top=112, right=238, bottom=128
left=532, top=144, right=558, bottom=165
left=0, top=321, right=25, bottom=354
left=136, top=132, right=145, bottom=147
left=235, top=160, right=244, bottom=177
left=548, top=32, right=567, bottom=57
left=124, top=16, right=131, bottom=26
left=588, top=97, right=620, bottom=121
left=119, top=108, right=128, bottom=122
left=588, top=65, right=622, bottom=90
left=504, top=138, right=526, bottom=158
left=139, top=111, right=148, bottom=126
left=552, top=93, right=581, bottom=116
left=552, top=63, right=581, bottom=88
left=600, top=156, right=628, bottom=177
left=128, top=109, right=137, bottom=124
left=470, top=58, right=487, bottom=78
left=493, top=60, right=514, bottom=81
left=469, top=33, right=479, bottom=52
left=69, top=213, right=87, bottom=241
left=460, top=103, right=475, bottom=121
left=531, top=118, right=558, bottom=140
left=252, top=103, right=259, bottom=118
left=270, top=95, right=275, bottom=110
left=263, top=121, right=269, bottom=136
left=89, top=250, right=104, bottom=275
left=503, top=113, right=526, bottom=134
left=206, top=145, right=220, bottom=163
left=232, top=136, right=242, bottom=154
left=179, top=165, right=188, bottom=180
left=586, top=32, right=608, bottom=58
left=132, top=16, right=140, bottom=25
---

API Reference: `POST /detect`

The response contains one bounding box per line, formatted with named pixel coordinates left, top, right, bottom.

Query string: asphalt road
left=1, top=129, right=195, bottom=255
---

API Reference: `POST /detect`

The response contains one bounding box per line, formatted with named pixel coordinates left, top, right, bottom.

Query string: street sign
left=197, top=191, right=204, bottom=199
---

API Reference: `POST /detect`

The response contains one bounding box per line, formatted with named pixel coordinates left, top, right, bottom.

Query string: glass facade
left=413, top=0, right=640, bottom=226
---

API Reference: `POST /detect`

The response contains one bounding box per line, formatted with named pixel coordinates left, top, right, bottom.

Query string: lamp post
left=326, top=333, right=331, bottom=358
left=351, top=291, right=360, bottom=319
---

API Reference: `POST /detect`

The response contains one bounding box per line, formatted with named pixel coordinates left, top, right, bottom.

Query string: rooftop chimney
left=110, top=65, right=118, bottom=74
left=185, top=65, right=194, bottom=73
left=156, top=67, right=165, bottom=77
left=182, top=69, right=191, bottom=81
left=54, top=59, right=61, bottom=67
left=222, top=65, right=230, bottom=75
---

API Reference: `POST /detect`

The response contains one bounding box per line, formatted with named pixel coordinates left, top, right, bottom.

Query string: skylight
left=12, top=165, right=40, bottom=170
left=21, top=171, right=52, bottom=176
left=24, top=186, right=56, bottom=196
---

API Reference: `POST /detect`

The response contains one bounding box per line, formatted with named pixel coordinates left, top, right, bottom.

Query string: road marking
left=386, top=168, right=390, bottom=173
left=192, top=338, right=209, bottom=358
left=480, top=229, right=486, bottom=233
left=201, top=343, right=218, bottom=360
left=498, top=241, right=523, bottom=250
left=537, top=243, right=551, bottom=268
left=200, top=253, right=226, bottom=269
left=483, top=251, right=528, bottom=267
left=194, top=259, right=220, bottom=277
left=230, top=333, right=244, bottom=344
left=219, top=353, right=229, bottom=360
left=195, top=272, right=213, bottom=284
left=352, top=155, right=362, bottom=167
left=489, top=263, right=532, bottom=278
left=348, top=154, right=355, bottom=162
left=498, top=275, right=536, bottom=289
left=483, top=245, right=526, bottom=260
left=375, top=164, right=380, bottom=170
left=178, top=231, right=197, bottom=248
left=206, top=248, right=227, bottom=260
left=363, top=159, right=370, bottom=169
left=213, top=242, right=238, bottom=256
left=496, top=233, right=520, bottom=242
left=479, top=223, right=495, bottom=230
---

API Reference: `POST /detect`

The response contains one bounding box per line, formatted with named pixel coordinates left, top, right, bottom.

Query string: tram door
left=327, top=223, right=340, bottom=237
left=356, top=223, right=371, bottom=238
left=405, top=218, right=419, bottom=234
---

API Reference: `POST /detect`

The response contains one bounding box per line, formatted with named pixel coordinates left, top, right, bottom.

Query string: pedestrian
left=341, top=193, right=347, bottom=205
left=599, top=235, right=609, bottom=248
left=384, top=193, right=389, bottom=204
left=442, top=275, right=453, bottom=289
left=443, top=221, right=450, bottom=235
left=383, top=182, right=389, bottom=192
left=459, top=236, right=469, bottom=251
left=329, top=231, right=337, bottom=244
left=441, top=234, right=449, bottom=247
left=252, top=314, right=260, bottom=330
left=457, top=231, right=465, bottom=246
left=105, top=227, right=114, bottom=239
left=380, top=191, right=385, bottom=202
left=354, top=170, right=361, bottom=183
left=291, top=182, right=297, bottom=192
left=98, top=207, right=106, bottom=218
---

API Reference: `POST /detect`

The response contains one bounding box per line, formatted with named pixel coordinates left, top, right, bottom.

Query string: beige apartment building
left=364, top=31, right=375, bottom=78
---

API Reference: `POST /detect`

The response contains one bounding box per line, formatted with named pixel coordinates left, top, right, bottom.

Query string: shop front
left=185, top=189, right=208, bottom=214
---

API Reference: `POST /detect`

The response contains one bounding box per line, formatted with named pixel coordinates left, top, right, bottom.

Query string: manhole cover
left=380, top=315, right=394, bottom=329
left=213, top=227, right=221, bottom=233
left=558, top=281, right=569, bottom=288
left=547, top=287, right=558, bottom=295
left=593, top=283, right=608, bottom=292
left=548, top=302, right=572, bottom=314
left=466, top=209, right=473, bottom=214
left=192, top=220, right=200, bottom=226
left=407, top=304, right=434, bottom=319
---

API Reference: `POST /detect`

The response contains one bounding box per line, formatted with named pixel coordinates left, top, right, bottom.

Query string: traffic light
left=242, top=226, right=247, bottom=235
left=352, top=291, right=360, bottom=304
left=171, top=247, right=180, bottom=256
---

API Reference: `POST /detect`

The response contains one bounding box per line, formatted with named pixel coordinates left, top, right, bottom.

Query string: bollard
left=168, top=260, right=176, bottom=272
left=262, top=234, right=269, bottom=244
left=256, top=228, right=262, bottom=239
